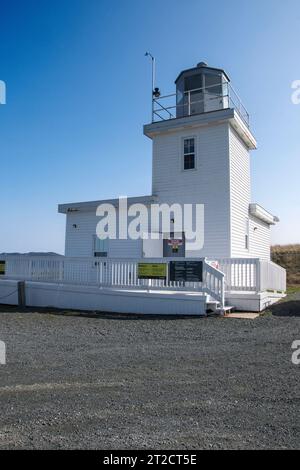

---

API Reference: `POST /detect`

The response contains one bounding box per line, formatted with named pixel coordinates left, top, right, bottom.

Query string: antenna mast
left=145, top=52, right=156, bottom=122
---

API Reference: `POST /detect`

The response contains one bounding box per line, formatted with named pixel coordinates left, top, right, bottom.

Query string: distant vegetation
left=272, top=244, right=300, bottom=286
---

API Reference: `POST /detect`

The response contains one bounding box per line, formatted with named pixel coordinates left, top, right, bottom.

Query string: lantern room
left=175, top=62, right=230, bottom=118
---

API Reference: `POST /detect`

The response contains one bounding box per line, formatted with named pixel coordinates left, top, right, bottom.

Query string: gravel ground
left=0, top=292, right=299, bottom=450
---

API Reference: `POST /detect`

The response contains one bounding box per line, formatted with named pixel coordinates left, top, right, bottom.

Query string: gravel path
left=0, top=294, right=299, bottom=450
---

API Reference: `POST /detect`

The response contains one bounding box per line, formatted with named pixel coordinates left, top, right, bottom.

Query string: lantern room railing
left=152, top=81, right=250, bottom=128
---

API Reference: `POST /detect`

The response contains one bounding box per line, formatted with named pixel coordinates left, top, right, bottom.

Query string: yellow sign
left=138, top=263, right=167, bottom=280
left=0, top=261, right=5, bottom=275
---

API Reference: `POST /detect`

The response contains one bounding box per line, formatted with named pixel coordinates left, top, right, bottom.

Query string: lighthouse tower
left=142, top=61, right=276, bottom=260
left=57, top=60, right=285, bottom=313
left=59, top=60, right=279, bottom=265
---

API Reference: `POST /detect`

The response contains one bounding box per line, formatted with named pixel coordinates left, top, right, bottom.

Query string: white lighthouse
left=143, top=61, right=277, bottom=260
left=59, top=61, right=279, bottom=262
left=0, top=61, right=286, bottom=316
left=59, top=61, right=279, bottom=264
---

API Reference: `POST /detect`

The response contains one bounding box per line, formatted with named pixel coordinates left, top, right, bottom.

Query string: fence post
left=255, top=259, right=261, bottom=293
left=188, top=91, right=191, bottom=116
left=58, top=261, right=64, bottom=282
left=28, top=259, right=33, bottom=280
left=18, top=281, right=26, bottom=309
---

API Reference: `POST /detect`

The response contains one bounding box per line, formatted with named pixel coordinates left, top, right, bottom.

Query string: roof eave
left=58, top=195, right=158, bottom=214
left=175, top=65, right=231, bottom=84
left=249, top=203, right=279, bottom=225
left=144, top=108, right=257, bottom=150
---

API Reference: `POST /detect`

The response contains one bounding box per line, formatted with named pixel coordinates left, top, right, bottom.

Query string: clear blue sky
left=1, top=0, right=299, bottom=253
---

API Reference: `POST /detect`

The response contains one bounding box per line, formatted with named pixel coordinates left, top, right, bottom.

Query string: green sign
left=138, top=263, right=167, bottom=280
left=0, top=260, right=6, bottom=275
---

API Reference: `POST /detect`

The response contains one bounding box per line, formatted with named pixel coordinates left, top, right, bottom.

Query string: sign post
left=0, top=261, right=6, bottom=276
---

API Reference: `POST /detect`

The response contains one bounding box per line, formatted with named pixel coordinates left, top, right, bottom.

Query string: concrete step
left=206, top=300, right=221, bottom=316
left=206, top=303, right=235, bottom=316
left=206, top=300, right=220, bottom=307
left=223, top=306, right=235, bottom=312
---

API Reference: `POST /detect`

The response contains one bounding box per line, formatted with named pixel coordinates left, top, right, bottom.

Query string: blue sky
left=0, top=0, right=299, bottom=253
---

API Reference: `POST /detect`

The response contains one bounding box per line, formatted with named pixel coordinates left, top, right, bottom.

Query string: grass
left=287, top=285, right=300, bottom=295
left=271, top=244, right=300, bottom=286
left=272, top=244, right=300, bottom=253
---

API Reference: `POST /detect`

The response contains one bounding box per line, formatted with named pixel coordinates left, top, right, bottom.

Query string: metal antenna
left=145, top=52, right=156, bottom=121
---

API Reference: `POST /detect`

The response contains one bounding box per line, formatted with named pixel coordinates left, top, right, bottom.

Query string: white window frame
left=245, top=217, right=250, bottom=251
left=182, top=136, right=197, bottom=171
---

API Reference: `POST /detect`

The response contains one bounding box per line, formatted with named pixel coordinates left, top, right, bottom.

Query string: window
left=245, top=218, right=250, bottom=250
left=204, top=73, right=222, bottom=95
left=184, top=74, right=202, bottom=93
left=93, top=236, right=108, bottom=257
left=183, top=138, right=196, bottom=170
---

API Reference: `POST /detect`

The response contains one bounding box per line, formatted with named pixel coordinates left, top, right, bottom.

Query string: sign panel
left=167, top=239, right=183, bottom=248
left=0, top=260, right=6, bottom=276
left=169, top=261, right=203, bottom=283
left=163, top=234, right=185, bottom=257
left=138, top=263, right=167, bottom=280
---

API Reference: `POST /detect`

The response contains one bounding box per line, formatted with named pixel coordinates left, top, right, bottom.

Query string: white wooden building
left=0, top=62, right=286, bottom=314
left=59, top=62, right=278, bottom=262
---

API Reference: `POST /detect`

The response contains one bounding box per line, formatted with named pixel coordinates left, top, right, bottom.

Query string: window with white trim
left=93, top=235, right=108, bottom=257
left=183, top=137, right=196, bottom=170
left=245, top=217, right=250, bottom=250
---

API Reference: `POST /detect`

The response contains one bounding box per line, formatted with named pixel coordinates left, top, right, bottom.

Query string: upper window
left=204, top=73, right=223, bottom=95
left=184, top=74, right=202, bottom=93
left=245, top=218, right=250, bottom=250
left=183, top=138, right=196, bottom=170
left=93, top=236, right=108, bottom=257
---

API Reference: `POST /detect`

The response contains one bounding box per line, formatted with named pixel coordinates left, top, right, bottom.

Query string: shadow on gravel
left=269, top=300, right=300, bottom=317
left=0, top=304, right=203, bottom=321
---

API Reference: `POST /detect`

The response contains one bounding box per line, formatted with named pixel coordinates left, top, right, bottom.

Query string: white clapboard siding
left=65, top=211, right=143, bottom=258
left=229, top=125, right=271, bottom=259
left=62, top=118, right=270, bottom=262
left=249, top=215, right=271, bottom=260
left=229, top=126, right=252, bottom=258
left=151, top=123, right=231, bottom=258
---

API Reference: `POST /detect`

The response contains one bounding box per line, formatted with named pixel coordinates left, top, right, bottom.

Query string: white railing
left=152, top=81, right=250, bottom=128
left=259, top=260, right=287, bottom=293
left=216, top=258, right=286, bottom=293
left=0, top=255, right=225, bottom=307
left=1, top=255, right=286, bottom=303
left=216, top=258, right=259, bottom=292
